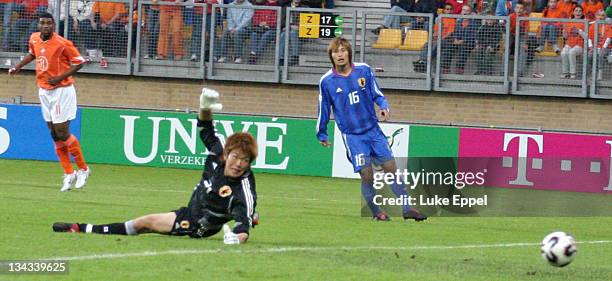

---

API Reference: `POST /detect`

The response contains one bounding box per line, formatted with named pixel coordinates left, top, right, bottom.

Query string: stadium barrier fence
left=590, top=20, right=612, bottom=99
left=207, top=3, right=281, bottom=82
left=1, top=6, right=611, bottom=98
left=360, top=11, right=434, bottom=91
left=434, top=14, right=511, bottom=94
left=513, top=17, right=589, bottom=98
left=280, top=7, right=358, bottom=85
left=134, top=1, right=207, bottom=79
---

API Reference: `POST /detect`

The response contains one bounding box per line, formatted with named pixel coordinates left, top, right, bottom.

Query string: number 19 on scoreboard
left=298, top=13, right=344, bottom=39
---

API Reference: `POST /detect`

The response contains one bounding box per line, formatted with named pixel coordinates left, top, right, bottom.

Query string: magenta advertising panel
left=458, top=128, right=612, bottom=193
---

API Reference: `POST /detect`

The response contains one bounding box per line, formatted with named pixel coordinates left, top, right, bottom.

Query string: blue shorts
left=341, top=126, right=394, bottom=173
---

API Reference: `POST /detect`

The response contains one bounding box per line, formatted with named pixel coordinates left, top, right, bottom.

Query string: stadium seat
left=529, top=13, right=543, bottom=34
left=399, top=30, right=428, bottom=51
left=372, top=29, right=402, bottom=49
left=536, top=37, right=564, bottom=57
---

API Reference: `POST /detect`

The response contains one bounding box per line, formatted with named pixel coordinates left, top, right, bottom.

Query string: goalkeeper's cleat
left=75, top=167, right=91, bottom=189
left=52, top=222, right=80, bottom=233
left=373, top=211, right=391, bottom=221
left=403, top=209, right=427, bottom=222
left=60, top=172, right=76, bottom=192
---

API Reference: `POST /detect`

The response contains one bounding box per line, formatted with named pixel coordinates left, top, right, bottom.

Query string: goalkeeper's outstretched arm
left=198, top=88, right=224, bottom=155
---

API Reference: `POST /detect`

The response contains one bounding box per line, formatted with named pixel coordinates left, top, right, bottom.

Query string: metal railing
left=1, top=6, right=611, bottom=100
left=360, top=11, right=433, bottom=91
left=435, top=14, right=511, bottom=94
left=513, top=17, right=589, bottom=98
left=207, top=3, right=281, bottom=83
left=281, top=7, right=358, bottom=85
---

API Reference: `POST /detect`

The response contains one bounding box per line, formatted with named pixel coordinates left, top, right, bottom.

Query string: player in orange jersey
left=8, top=12, right=90, bottom=192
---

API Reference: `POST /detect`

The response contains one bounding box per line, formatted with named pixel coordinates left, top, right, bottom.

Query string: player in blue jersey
left=316, top=37, right=426, bottom=222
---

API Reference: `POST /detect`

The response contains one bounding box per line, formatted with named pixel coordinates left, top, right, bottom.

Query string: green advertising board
left=80, top=108, right=334, bottom=177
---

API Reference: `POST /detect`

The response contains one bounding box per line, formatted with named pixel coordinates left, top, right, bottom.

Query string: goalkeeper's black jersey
left=185, top=119, right=257, bottom=234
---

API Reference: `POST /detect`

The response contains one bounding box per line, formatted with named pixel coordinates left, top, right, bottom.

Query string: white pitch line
left=0, top=180, right=353, bottom=204
left=44, top=240, right=612, bottom=262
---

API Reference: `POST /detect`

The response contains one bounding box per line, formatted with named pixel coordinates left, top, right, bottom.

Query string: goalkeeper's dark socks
left=79, top=223, right=128, bottom=235
left=78, top=221, right=139, bottom=235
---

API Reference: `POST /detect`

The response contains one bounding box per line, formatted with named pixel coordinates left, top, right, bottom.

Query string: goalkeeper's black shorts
left=170, top=207, right=224, bottom=239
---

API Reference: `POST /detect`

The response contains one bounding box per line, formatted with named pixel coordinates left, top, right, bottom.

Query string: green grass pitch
left=0, top=159, right=611, bottom=280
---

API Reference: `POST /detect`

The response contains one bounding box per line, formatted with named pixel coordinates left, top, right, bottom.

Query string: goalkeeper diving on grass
left=52, top=89, right=259, bottom=244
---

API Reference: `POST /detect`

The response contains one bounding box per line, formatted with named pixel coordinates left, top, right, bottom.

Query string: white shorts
left=38, top=85, right=77, bottom=124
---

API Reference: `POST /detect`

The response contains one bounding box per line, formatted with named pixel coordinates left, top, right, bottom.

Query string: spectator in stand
left=557, top=0, right=576, bottom=18
left=301, top=0, right=322, bottom=8
left=156, top=0, right=184, bottom=60
left=412, top=0, right=436, bottom=31
left=474, top=17, right=504, bottom=75
left=536, top=0, right=563, bottom=54
left=325, top=0, right=333, bottom=9
left=412, top=3, right=455, bottom=73
left=217, top=0, right=253, bottom=63
left=510, top=1, right=539, bottom=76
left=10, top=0, right=48, bottom=52
left=91, top=1, right=127, bottom=57
left=279, top=0, right=302, bottom=66
left=144, top=3, right=159, bottom=59
left=0, top=0, right=14, bottom=50
left=445, top=4, right=478, bottom=74
left=495, top=0, right=517, bottom=16
left=47, top=0, right=66, bottom=36
left=67, top=0, right=96, bottom=55
left=582, top=0, right=604, bottom=21
left=472, top=0, right=490, bottom=14
left=607, top=2, right=612, bottom=18
left=248, top=0, right=278, bottom=64
left=560, top=5, right=587, bottom=79
left=190, top=0, right=218, bottom=61
left=126, top=0, right=138, bottom=57
left=446, top=0, right=463, bottom=14
left=372, top=0, right=413, bottom=34
left=533, top=0, right=547, bottom=12
left=589, top=9, right=611, bottom=79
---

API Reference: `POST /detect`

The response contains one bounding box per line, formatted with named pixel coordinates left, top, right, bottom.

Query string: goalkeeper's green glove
left=200, top=88, right=223, bottom=112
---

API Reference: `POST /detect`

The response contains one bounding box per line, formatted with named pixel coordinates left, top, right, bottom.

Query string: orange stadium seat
left=536, top=37, right=564, bottom=57
left=529, top=12, right=543, bottom=34
left=399, top=30, right=428, bottom=51
left=372, top=29, right=402, bottom=49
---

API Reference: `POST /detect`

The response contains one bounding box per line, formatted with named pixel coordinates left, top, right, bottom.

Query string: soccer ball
left=540, top=231, right=577, bottom=267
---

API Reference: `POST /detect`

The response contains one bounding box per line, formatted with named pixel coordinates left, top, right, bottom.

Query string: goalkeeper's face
left=224, top=149, right=251, bottom=178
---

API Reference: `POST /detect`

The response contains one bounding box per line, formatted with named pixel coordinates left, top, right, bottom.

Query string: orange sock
left=66, top=135, right=88, bottom=170
left=54, top=141, right=74, bottom=174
